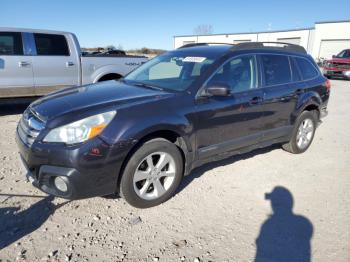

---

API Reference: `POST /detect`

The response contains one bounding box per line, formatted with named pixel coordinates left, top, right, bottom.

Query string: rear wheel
left=282, top=111, right=317, bottom=154
left=120, top=138, right=183, bottom=208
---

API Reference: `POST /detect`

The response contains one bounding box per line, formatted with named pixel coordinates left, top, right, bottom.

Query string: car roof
left=0, top=27, right=72, bottom=35
left=176, top=42, right=309, bottom=58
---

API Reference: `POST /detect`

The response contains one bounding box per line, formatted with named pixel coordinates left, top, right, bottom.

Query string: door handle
left=66, top=61, right=75, bottom=67
left=19, top=61, right=31, bottom=67
left=249, top=96, right=263, bottom=105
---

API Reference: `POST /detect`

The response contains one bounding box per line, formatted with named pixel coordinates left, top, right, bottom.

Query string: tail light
left=325, top=79, right=331, bottom=91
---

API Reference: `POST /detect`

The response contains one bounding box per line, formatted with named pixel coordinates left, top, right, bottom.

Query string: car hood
left=327, top=58, right=350, bottom=63
left=29, top=80, right=172, bottom=121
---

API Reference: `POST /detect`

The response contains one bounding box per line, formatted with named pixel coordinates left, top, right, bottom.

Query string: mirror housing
left=206, top=83, right=231, bottom=96
left=332, top=55, right=336, bottom=58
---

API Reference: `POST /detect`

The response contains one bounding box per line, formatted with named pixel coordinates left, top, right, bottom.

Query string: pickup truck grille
left=328, top=62, right=350, bottom=69
left=17, top=109, right=45, bottom=146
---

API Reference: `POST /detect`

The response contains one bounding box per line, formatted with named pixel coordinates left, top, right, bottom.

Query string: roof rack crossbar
left=230, top=42, right=307, bottom=53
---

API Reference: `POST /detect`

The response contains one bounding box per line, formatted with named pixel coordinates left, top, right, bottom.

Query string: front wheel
left=282, top=111, right=317, bottom=154
left=120, top=138, right=184, bottom=208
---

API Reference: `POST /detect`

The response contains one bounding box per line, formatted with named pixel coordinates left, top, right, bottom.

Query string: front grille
left=328, top=63, right=350, bottom=69
left=17, top=108, right=45, bottom=146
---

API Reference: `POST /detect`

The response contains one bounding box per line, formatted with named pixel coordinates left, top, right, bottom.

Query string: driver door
left=194, top=54, right=265, bottom=159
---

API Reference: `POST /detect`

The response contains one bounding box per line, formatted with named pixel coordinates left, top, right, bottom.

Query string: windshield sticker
left=183, top=57, right=206, bottom=63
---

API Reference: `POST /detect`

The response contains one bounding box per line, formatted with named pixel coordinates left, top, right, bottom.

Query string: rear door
left=0, top=32, right=34, bottom=97
left=32, top=33, right=79, bottom=95
left=259, top=54, right=301, bottom=141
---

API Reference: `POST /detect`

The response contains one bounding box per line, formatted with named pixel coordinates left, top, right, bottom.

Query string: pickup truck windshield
left=124, top=54, right=215, bottom=91
left=336, top=50, right=350, bottom=58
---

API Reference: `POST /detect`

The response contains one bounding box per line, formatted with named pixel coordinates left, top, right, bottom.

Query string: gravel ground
left=0, top=80, right=349, bottom=262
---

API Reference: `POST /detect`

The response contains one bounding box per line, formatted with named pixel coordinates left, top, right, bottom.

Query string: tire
left=282, top=111, right=317, bottom=154
left=120, top=138, right=184, bottom=208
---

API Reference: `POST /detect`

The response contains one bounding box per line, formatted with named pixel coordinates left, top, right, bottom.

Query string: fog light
left=54, top=177, right=68, bottom=192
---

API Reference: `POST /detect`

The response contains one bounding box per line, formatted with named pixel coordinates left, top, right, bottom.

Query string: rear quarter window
left=261, top=54, right=291, bottom=86
left=290, top=57, right=302, bottom=82
left=34, top=33, right=70, bottom=56
left=295, top=57, right=319, bottom=80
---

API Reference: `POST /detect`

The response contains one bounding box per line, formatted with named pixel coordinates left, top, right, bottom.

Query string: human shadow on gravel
left=255, top=186, right=313, bottom=262
left=0, top=195, right=67, bottom=250
left=177, top=144, right=280, bottom=194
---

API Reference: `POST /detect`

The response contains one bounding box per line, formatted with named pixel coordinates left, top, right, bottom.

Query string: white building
left=174, top=20, right=350, bottom=60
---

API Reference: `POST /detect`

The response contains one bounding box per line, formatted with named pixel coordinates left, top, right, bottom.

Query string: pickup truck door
left=31, top=33, right=80, bottom=95
left=0, top=32, right=34, bottom=97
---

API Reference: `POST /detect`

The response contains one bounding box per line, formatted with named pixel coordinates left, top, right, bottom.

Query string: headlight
left=324, top=61, right=331, bottom=68
left=43, top=111, right=116, bottom=144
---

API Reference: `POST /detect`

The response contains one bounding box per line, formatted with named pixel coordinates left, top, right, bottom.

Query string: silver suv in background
left=0, top=28, right=148, bottom=98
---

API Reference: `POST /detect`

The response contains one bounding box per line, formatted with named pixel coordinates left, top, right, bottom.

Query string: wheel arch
left=293, top=92, right=322, bottom=124
left=90, top=64, right=126, bottom=83
left=115, top=128, right=192, bottom=194
left=97, top=73, right=123, bottom=82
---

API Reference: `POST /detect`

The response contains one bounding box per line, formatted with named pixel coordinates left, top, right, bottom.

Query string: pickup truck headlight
left=324, top=61, right=331, bottom=68
left=43, top=111, right=116, bottom=144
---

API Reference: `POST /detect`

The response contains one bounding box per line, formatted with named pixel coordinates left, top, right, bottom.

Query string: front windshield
left=336, top=50, right=350, bottom=58
left=124, top=53, right=215, bottom=91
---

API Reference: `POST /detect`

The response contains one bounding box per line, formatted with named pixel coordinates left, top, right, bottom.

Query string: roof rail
left=178, top=42, right=234, bottom=49
left=178, top=41, right=307, bottom=54
left=230, top=42, right=307, bottom=54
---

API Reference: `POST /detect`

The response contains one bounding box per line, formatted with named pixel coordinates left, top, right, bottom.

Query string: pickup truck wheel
left=282, top=111, right=317, bottom=154
left=120, top=138, right=183, bottom=208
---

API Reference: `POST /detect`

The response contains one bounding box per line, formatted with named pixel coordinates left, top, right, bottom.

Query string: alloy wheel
left=133, top=152, right=176, bottom=200
left=296, top=118, right=314, bottom=150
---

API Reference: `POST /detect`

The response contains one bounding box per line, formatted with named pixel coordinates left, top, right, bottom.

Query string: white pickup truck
left=0, top=28, right=148, bottom=98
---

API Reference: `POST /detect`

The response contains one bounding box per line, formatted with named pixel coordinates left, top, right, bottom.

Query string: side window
left=295, top=57, right=319, bottom=80
left=261, top=54, right=291, bottom=86
left=34, top=33, right=69, bottom=56
left=290, top=57, right=302, bottom=82
left=0, top=32, right=23, bottom=55
left=207, top=55, right=257, bottom=93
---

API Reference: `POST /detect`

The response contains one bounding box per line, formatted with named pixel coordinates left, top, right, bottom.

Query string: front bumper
left=16, top=130, right=130, bottom=200
left=322, top=68, right=350, bottom=79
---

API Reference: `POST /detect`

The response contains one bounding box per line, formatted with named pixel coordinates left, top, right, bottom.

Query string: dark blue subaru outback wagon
left=17, top=42, right=330, bottom=208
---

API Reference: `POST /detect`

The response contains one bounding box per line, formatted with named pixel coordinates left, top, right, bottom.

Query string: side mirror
left=206, top=83, right=231, bottom=96
left=332, top=55, right=336, bottom=58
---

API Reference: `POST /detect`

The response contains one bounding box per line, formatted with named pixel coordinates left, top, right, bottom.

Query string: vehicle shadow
left=0, top=194, right=68, bottom=250
left=0, top=98, right=37, bottom=116
left=255, top=186, right=313, bottom=262
left=177, top=144, right=280, bottom=194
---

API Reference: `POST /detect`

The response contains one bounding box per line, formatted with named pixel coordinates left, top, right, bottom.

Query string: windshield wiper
left=131, top=82, right=164, bottom=91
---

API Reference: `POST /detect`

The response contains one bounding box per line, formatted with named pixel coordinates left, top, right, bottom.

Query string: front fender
left=101, top=109, right=194, bottom=153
